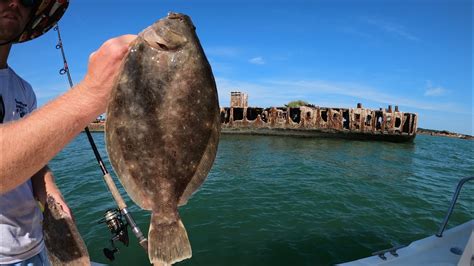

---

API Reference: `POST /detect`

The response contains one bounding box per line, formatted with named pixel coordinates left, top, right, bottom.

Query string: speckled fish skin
left=105, top=12, right=220, bottom=265
left=43, top=196, right=90, bottom=266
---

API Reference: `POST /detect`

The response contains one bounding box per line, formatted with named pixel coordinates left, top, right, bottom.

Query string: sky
left=8, top=0, right=473, bottom=134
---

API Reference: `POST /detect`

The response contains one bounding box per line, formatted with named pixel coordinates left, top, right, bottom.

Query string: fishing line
left=53, top=23, right=148, bottom=258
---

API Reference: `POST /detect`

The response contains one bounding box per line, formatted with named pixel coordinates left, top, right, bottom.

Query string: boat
left=340, top=176, right=473, bottom=266
left=220, top=92, right=418, bottom=143
left=91, top=262, right=107, bottom=266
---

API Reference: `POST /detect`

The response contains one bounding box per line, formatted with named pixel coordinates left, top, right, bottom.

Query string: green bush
left=286, top=100, right=309, bottom=108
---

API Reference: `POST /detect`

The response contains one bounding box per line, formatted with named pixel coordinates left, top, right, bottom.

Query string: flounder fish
left=105, top=12, right=220, bottom=265
left=43, top=196, right=90, bottom=266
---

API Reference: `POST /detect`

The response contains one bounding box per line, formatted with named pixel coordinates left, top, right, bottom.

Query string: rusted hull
left=220, top=102, right=418, bottom=143
left=221, top=127, right=416, bottom=143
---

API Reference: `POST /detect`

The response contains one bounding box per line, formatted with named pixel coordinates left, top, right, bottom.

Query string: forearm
left=31, top=166, right=63, bottom=205
left=0, top=82, right=102, bottom=193
left=31, top=165, right=72, bottom=219
left=0, top=34, right=136, bottom=194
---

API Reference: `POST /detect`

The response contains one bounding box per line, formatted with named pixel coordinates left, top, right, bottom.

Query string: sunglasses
left=20, top=0, right=39, bottom=7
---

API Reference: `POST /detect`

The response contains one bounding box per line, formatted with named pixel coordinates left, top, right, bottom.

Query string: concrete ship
left=220, top=92, right=418, bottom=142
left=88, top=92, right=418, bottom=143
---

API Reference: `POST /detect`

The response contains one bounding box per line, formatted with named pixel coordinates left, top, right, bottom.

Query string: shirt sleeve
left=30, top=91, right=37, bottom=111
left=22, top=80, right=37, bottom=112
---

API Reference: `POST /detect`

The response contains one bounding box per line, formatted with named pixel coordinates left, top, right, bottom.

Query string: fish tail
left=148, top=212, right=192, bottom=265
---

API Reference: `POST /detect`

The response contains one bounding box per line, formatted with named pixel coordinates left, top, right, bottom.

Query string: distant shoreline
left=416, top=128, right=473, bottom=140
left=85, top=122, right=473, bottom=140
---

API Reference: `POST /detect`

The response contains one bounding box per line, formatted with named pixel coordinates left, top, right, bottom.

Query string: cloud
left=424, top=87, right=447, bottom=96
left=249, top=56, right=265, bottom=65
left=33, top=84, right=68, bottom=106
left=215, top=77, right=469, bottom=115
left=266, top=79, right=437, bottom=109
left=362, top=17, right=420, bottom=42
left=424, top=81, right=449, bottom=97
left=340, top=26, right=374, bottom=39
left=206, top=46, right=240, bottom=58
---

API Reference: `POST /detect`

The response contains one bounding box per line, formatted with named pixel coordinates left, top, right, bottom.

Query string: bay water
left=48, top=133, right=473, bottom=265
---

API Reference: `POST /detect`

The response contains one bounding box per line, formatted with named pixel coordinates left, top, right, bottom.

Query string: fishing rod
left=53, top=24, right=148, bottom=260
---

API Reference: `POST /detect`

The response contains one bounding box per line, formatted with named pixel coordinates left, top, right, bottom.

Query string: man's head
left=0, top=0, right=68, bottom=45
left=0, top=0, right=33, bottom=44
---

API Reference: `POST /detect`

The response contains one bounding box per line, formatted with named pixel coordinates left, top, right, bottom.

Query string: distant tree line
left=285, top=100, right=313, bottom=108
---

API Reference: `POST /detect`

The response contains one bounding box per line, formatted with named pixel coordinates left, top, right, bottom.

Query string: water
left=48, top=133, right=474, bottom=266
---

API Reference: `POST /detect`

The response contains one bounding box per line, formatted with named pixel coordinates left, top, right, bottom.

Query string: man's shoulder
left=6, top=66, right=37, bottom=110
left=7, top=67, right=33, bottom=91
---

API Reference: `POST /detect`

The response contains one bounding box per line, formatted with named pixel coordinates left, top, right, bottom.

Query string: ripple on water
left=48, top=133, right=474, bottom=266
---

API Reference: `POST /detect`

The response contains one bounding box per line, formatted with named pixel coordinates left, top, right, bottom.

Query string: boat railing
left=436, top=176, right=474, bottom=237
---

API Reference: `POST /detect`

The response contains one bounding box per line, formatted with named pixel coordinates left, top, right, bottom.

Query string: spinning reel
left=98, top=209, right=129, bottom=261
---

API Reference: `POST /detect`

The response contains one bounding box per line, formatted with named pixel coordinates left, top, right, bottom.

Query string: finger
left=118, top=34, right=138, bottom=43
left=89, top=51, right=96, bottom=61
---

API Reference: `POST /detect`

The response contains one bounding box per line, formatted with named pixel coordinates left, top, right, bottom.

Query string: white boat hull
left=340, top=220, right=473, bottom=266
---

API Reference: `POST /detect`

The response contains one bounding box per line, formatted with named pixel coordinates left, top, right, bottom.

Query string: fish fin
left=149, top=213, right=192, bottom=265
left=178, top=122, right=220, bottom=207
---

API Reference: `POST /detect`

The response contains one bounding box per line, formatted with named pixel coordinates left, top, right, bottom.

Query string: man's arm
left=31, top=165, right=71, bottom=217
left=0, top=34, right=137, bottom=194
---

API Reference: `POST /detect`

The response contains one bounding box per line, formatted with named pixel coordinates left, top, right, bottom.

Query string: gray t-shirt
left=0, top=66, right=44, bottom=263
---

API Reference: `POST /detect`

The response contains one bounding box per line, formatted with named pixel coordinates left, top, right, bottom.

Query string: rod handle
left=103, top=173, right=127, bottom=210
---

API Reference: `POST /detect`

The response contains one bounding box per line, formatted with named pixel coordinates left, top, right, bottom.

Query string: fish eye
left=156, top=42, right=169, bottom=51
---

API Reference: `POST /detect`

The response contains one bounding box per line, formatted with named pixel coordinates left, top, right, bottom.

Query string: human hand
left=80, top=34, right=137, bottom=113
